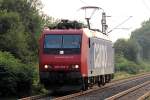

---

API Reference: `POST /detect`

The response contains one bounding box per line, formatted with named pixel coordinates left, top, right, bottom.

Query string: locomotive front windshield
left=44, top=34, right=81, bottom=54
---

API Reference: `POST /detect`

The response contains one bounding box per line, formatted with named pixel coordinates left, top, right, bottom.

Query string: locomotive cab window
left=44, top=35, right=62, bottom=48
left=44, top=34, right=81, bottom=54
left=62, top=35, right=81, bottom=48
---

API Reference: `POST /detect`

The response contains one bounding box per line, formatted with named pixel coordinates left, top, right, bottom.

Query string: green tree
left=0, top=0, right=42, bottom=34
left=114, top=39, right=127, bottom=55
left=41, top=14, right=59, bottom=29
left=0, top=11, right=32, bottom=63
left=131, top=19, right=150, bottom=60
left=125, top=40, right=140, bottom=62
left=0, top=0, right=44, bottom=62
left=114, top=39, right=141, bottom=74
left=114, top=39, right=139, bottom=62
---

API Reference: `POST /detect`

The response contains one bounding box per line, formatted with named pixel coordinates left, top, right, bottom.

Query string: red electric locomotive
left=39, top=28, right=114, bottom=90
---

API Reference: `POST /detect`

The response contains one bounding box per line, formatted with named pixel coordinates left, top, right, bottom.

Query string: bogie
left=81, top=74, right=113, bottom=90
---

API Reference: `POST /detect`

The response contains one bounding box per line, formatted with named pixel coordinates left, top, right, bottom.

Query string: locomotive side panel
left=80, top=31, right=89, bottom=77
left=88, top=37, right=114, bottom=76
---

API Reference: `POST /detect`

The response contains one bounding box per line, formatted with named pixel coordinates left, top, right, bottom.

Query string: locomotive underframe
left=40, top=71, right=114, bottom=90
left=40, top=71, right=83, bottom=89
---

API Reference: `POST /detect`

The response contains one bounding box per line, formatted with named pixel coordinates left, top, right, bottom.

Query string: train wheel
left=111, top=74, right=114, bottom=79
left=82, top=77, right=88, bottom=91
left=101, top=75, right=105, bottom=86
left=105, top=75, right=109, bottom=83
left=98, top=82, right=101, bottom=87
left=108, top=74, right=111, bottom=82
left=97, top=76, right=101, bottom=87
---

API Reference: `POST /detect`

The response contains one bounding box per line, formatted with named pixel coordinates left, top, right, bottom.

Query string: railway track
left=19, top=94, right=49, bottom=100
left=19, top=72, right=150, bottom=100
left=106, top=81, right=150, bottom=100
left=138, top=91, right=150, bottom=100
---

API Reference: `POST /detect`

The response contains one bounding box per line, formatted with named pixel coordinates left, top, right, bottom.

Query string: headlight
left=44, top=65, right=48, bottom=69
left=70, top=64, right=80, bottom=69
left=44, top=65, right=52, bottom=69
left=75, top=65, right=79, bottom=69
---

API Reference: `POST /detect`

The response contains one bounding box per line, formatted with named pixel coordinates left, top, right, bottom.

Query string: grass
left=114, top=70, right=150, bottom=81
left=114, top=71, right=131, bottom=80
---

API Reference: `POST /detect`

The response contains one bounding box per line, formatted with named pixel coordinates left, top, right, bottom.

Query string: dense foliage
left=114, top=18, right=150, bottom=74
left=0, top=11, right=33, bottom=63
left=0, top=0, right=44, bottom=97
left=114, top=39, right=139, bottom=62
left=0, top=0, right=43, bottom=63
left=0, top=51, right=36, bottom=97
left=131, top=19, right=150, bottom=60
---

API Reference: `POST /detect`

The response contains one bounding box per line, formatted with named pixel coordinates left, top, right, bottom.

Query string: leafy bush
left=115, top=54, right=140, bottom=74
left=0, top=51, right=36, bottom=97
left=138, top=61, right=150, bottom=72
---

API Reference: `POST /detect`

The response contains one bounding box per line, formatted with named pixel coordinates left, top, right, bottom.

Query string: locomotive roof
left=42, top=28, right=111, bottom=41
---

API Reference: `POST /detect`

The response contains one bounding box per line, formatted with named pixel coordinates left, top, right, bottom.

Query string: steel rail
left=19, top=94, right=49, bottom=100
left=105, top=81, right=150, bottom=100
left=53, top=73, right=150, bottom=100
left=19, top=72, right=150, bottom=100
left=137, top=91, right=150, bottom=100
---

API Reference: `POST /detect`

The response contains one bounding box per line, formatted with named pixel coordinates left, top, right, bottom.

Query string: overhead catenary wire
left=142, top=0, right=150, bottom=12
left=108, top=16, right=133, bottom=33
left=79, top=0, right=89, bottom=5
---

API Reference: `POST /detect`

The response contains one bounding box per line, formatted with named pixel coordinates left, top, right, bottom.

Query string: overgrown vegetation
left=114, top=19, right=150, bottom=75
left=0, top=51, right=35, bottom=97
left=0, top=0, right=47, bottom=98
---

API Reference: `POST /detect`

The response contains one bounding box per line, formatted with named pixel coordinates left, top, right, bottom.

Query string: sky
left=41, top=0, right=150, bottom=42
